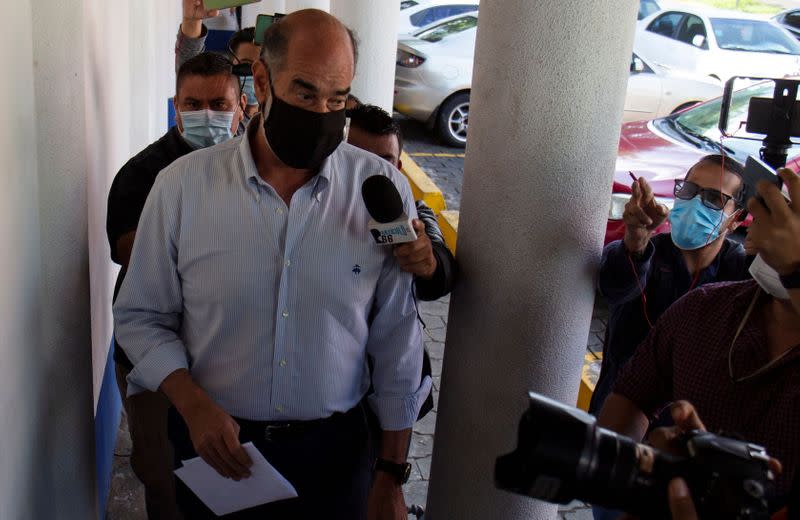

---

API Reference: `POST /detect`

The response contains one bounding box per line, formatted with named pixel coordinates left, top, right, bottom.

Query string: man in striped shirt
left=114, top=9, right=428, bottom=519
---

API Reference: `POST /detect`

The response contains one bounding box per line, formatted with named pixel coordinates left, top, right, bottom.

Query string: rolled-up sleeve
left=113, top=170, right=188, bottom=396
left=367, top=177, right=430, bottom=430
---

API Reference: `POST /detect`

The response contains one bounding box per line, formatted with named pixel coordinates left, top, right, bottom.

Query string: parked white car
left=395, top=13, right=477, bottom=146
left=394, top=13, right=723, bottom=146
left=636, top=7, right=800, bottom=84
left=625, top=52, right=722, bottom=122
left=397, top=0, right=478, bottom=36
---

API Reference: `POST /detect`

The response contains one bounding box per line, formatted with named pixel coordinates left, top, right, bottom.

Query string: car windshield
left=417, top=16, right=478, bottom=42
left=673, top=82, right=774, bottom=145
left=711, top=18, right=800, bottom=54
left=638, top=0, right=660, bottom=20
left=401, top=1, right=418, bottom=9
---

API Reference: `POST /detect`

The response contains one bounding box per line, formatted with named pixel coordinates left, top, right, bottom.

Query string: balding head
left=252, top=9, right=357, bottom=114
left=260, top=9, right=358, bottom=73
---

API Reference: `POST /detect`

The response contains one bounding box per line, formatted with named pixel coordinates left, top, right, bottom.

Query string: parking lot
left=397, top=115, right=465, bottom=211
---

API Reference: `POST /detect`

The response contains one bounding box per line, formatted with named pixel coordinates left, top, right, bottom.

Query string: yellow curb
left=577, top=352, right=602, bottom=412
left=438, top=210, right=459, bottom=255
left=400, top=152, right=447, bottom=215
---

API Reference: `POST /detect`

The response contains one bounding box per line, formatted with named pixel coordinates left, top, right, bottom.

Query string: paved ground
left=397, top=116, right=465, bottom=212
left=105, top=117, right=600, bottom=519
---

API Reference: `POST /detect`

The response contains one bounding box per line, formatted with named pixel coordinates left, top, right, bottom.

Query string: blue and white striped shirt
left=113, top=119, right=430, bottom=430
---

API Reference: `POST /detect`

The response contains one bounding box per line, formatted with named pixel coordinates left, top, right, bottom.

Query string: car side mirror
left=631, top=57, right=645, bottom=73
left=692, top=34, right=706, bottom=48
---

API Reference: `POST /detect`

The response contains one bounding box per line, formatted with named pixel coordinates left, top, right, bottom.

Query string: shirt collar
left=237, top=113, right=334, bottom=199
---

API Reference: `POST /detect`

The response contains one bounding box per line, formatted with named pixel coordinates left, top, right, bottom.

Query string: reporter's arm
left=414, top=241, right=455, bottom=301
left=176, top=0, right=217, bottom=72
left=597, top=393, right=649, bottom=440
left=598, top=239, right=656, bottom=305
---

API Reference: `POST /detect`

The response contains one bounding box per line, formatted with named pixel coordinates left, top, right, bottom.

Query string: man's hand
left=161, top=370, right=252, bottom=479
left=367, top=472, right=407, bottom=520
left=745, top=168, right=800, bottom=275
left=647, top=400, right=706, bottom=454
left=182, top=397, right=253, bottom=480
left=667, top=479, right=698, bottom=520
left=181, top=0, right=220, bottom=38
left=623, top=178, right=669, bottom=254
left=394, top=219, right=437, bottom=279
left=649, top=402, right=781, bottom=520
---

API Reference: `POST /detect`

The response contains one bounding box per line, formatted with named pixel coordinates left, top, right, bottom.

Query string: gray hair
left=259, top=17, right=358, bottom=73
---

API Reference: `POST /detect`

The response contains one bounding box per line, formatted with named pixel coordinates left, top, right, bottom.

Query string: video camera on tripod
left=720, top=77, right=800, bottom=205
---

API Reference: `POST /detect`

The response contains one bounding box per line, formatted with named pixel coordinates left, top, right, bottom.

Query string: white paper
left=174, top=442, right=298, bottom=516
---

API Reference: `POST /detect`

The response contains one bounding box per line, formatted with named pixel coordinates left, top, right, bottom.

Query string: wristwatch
left=779, top=266, right=800, bottom=289
left=373, top=458, right=412, bottom=485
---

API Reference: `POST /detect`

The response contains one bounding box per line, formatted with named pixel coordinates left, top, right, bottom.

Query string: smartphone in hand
left=742, top=156, right=788, bottom=207
left=255, top=13, right=285, bottom=45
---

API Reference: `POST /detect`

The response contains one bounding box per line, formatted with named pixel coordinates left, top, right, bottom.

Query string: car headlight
left=608, top=193, right=674, bottom=220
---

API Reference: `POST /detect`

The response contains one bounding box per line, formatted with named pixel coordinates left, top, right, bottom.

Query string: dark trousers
left=115, top=363, right=182, bottom=519
left=168, top=404, right=376, bottom=519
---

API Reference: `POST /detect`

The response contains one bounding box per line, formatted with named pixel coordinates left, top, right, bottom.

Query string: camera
left=495, top=392, right=775, bottom=519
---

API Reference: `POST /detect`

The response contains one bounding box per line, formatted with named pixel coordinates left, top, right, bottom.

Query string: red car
left=606, top=81, right=800, bottom=244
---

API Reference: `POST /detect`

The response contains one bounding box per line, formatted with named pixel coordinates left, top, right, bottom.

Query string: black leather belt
left=235, top=405, right=362, bottom=443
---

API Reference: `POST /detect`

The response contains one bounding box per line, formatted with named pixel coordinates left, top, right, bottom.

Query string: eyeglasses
left=673, top=180, right=740, bottom=211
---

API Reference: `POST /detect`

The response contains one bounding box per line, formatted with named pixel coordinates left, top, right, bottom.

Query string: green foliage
left=676, top=0, right=783, bottom=15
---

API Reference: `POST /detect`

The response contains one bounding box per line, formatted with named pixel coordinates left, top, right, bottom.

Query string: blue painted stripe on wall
left=95, top=339, right=122, bottom=518
left=168, top=97, right=176, bottom=129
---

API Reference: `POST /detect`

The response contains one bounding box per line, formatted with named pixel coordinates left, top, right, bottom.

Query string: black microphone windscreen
left=361, top=175, right=404, bottom=224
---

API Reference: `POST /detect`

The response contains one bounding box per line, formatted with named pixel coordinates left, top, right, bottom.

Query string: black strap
left=235, top=6, right=243, bottom=30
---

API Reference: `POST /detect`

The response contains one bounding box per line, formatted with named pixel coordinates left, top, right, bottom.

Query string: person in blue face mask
left=589, top=154, right=750, bottom=520
left=105, top=51, right=245, bottom=520
left=591, top=155, right=748, bottom=420
left=177, top=1, right=261, bottom=119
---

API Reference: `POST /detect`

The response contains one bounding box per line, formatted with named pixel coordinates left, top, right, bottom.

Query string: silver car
left=394, top=13, right=478, bottom=147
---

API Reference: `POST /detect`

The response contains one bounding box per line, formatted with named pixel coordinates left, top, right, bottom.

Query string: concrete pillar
left=285, top=0, right=329, bottom=13
left=242, top=0, right=286, bottom=27
left=331, top=0, right=400, bottom=112
left=425, top=1, right=638, bottom=519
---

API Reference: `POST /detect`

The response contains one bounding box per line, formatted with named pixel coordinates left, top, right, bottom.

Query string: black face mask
left=263, top=85, right=347, bottom=170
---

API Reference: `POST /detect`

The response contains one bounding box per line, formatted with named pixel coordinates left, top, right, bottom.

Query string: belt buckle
left=264, top=423, right=291, bottom=442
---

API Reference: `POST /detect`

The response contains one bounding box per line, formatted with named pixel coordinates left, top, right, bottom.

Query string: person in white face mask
left=105, top=51, right=245, bottom=520
left=596, top=168, right=800, bottom=502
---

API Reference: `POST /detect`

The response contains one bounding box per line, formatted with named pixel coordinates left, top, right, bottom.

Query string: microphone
left=361, top=175, right=418, bottom=245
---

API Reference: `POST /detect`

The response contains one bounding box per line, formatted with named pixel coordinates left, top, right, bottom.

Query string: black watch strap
left=779, top=267, right=800, bottom=289
left=373, top=458, right=412, bottom=485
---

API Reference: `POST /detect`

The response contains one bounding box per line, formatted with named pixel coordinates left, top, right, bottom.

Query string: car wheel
left=436, top=92, right=469, bottom=148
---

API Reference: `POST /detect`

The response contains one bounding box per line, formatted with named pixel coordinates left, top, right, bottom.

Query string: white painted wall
left=0, top=1, right=43, bottom=517
left=0, top=1, right=181, bottom=517
left=30, top=0, right=97, bottom=515
left=285, top=0, right=330, bottom=12
left=331, top=0, right=400, bottom=112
